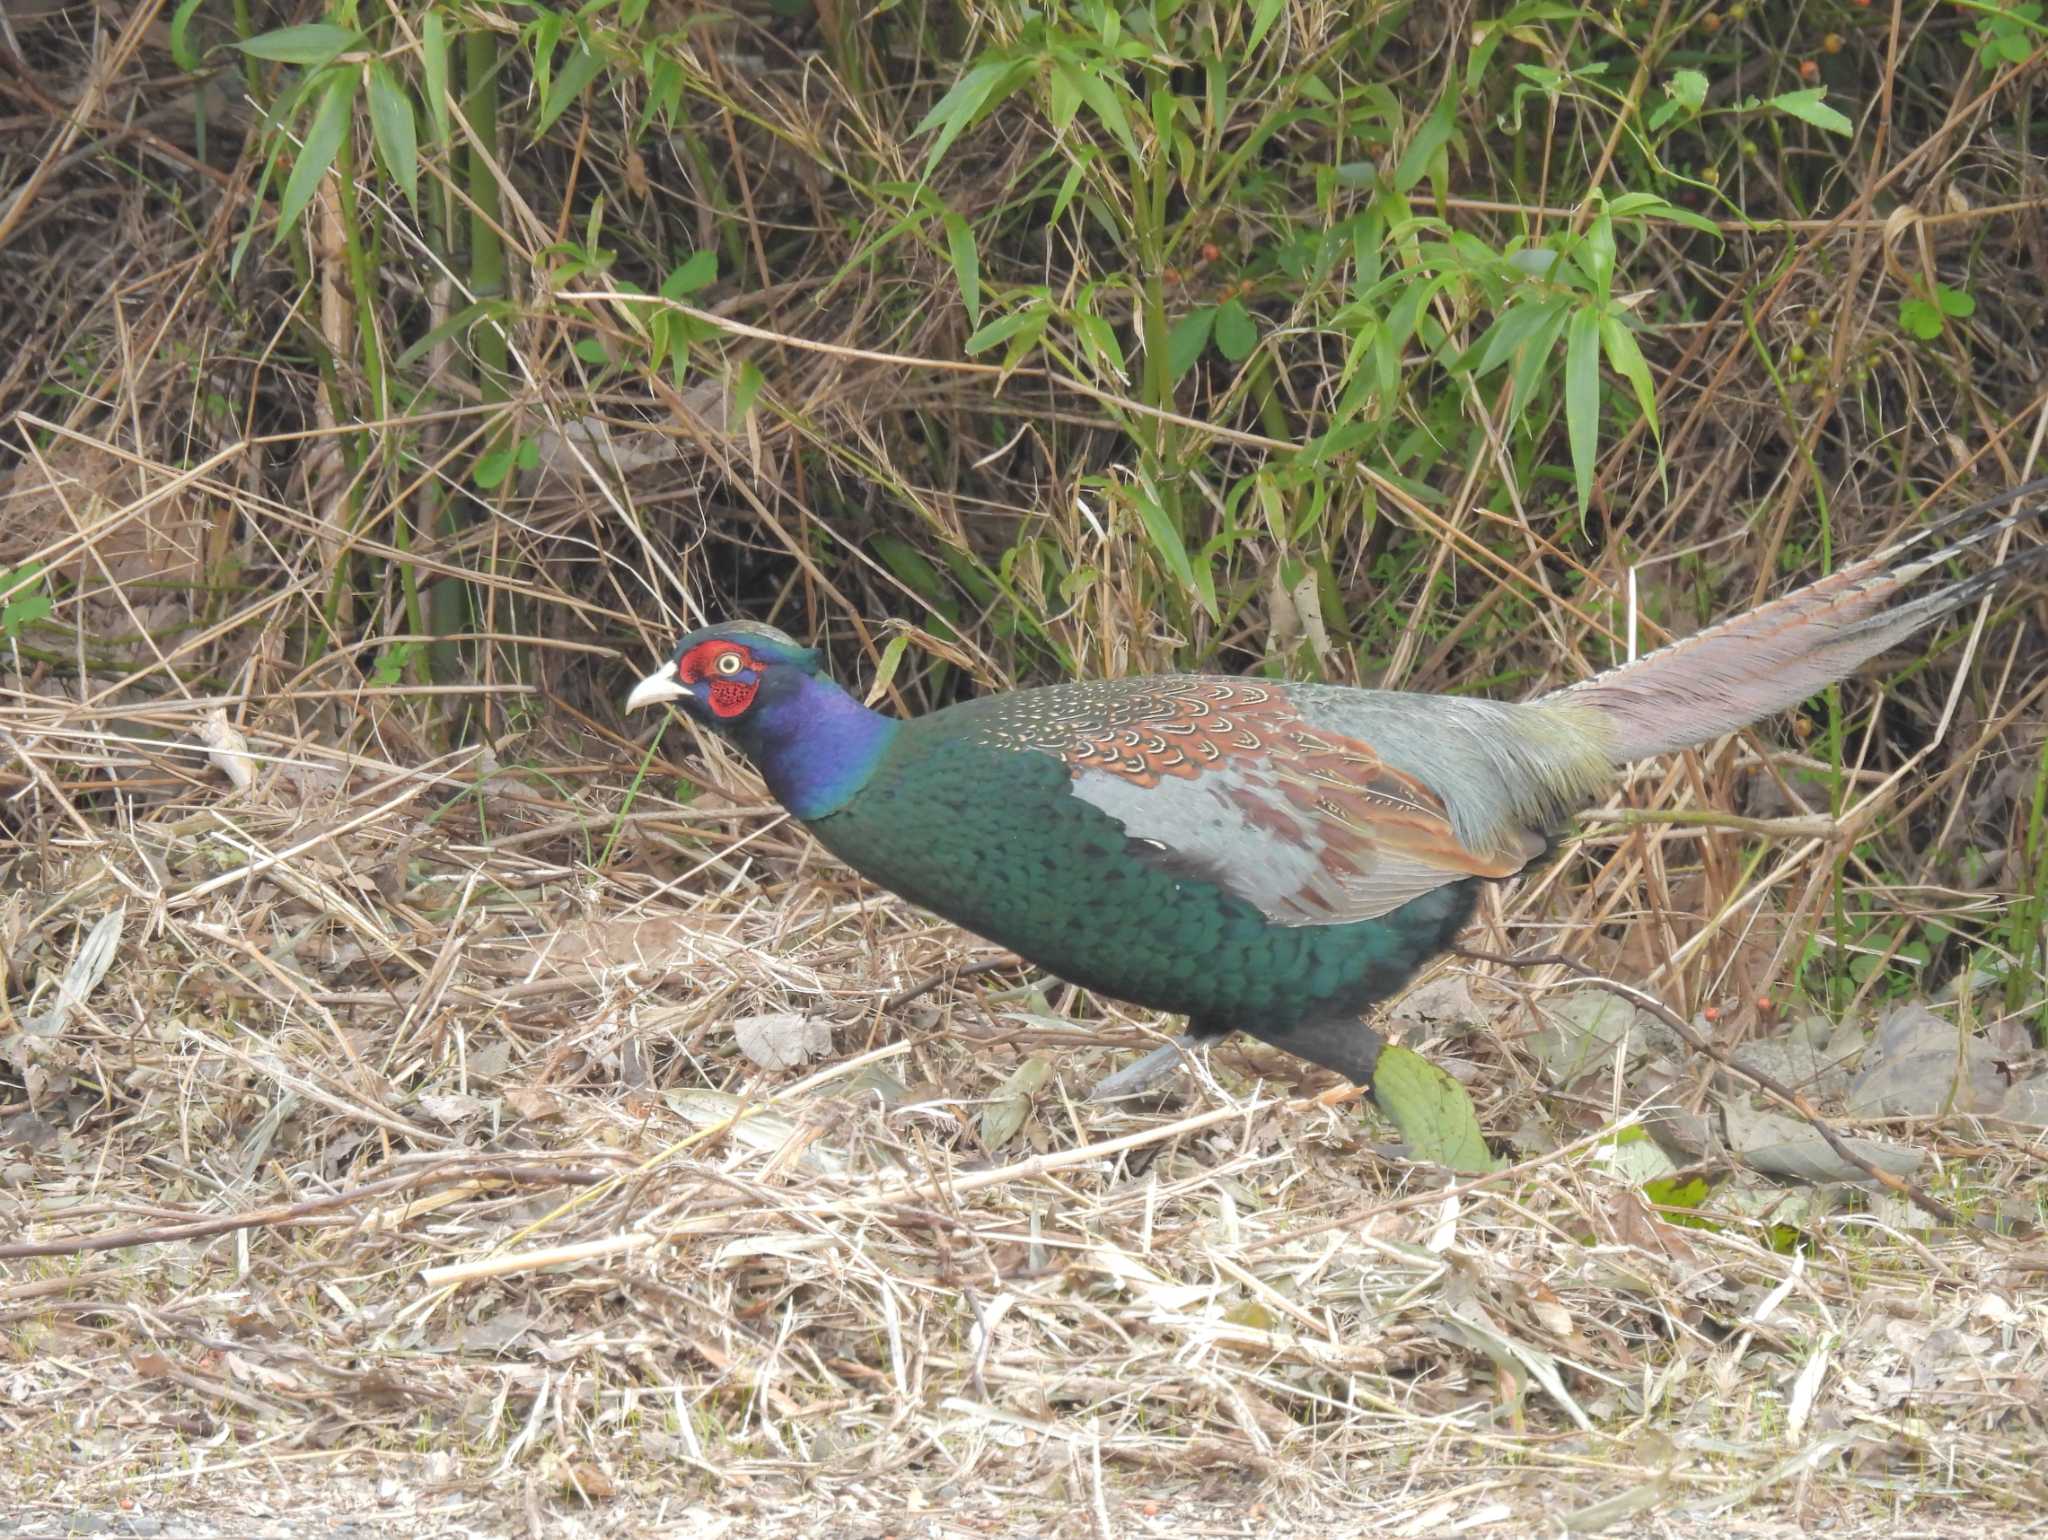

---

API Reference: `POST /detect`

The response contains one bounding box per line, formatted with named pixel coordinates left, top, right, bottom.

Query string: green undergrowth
left=7, top=0, right=2045, bottom=1029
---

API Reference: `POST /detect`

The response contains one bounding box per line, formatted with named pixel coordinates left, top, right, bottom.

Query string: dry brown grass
left=1, top=431, right=2044, bottom=1534
left=4, top=0, right=2048, bottom=1534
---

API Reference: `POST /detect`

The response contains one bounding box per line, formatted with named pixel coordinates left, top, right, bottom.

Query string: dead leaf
left=196, top=709, right=256, bottom=791
left=1720, top=1097, right=1923, bottom=1184
left=978, top=1054, right=1050, bottom=1150
left=1845, top=1003, right=2006, bottom=1117
left=415, top=1092, right=489, bottom=1125
left=731, top=1011, right=831, bottom=1070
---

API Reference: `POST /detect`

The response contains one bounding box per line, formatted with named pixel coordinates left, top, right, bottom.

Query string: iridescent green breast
left=802, top=712, right=1474, bottom=1033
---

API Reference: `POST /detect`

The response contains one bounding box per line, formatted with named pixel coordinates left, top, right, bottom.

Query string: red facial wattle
left=707, top=678, right=756, bottom=716
left=677, top=642, right=760, bottom=718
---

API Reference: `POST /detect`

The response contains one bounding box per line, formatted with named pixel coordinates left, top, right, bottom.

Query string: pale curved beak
left=625, top=660, right=687, bottom=712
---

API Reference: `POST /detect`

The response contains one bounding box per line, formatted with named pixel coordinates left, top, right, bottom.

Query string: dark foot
left=1087, top=1037, right=1199, bottom=1100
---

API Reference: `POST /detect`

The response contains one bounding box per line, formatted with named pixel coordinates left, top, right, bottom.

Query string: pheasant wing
left=959, top=678, right=1536, bottom=927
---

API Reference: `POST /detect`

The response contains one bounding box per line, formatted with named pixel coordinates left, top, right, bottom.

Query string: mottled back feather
left=930, top=678, right=1611, bottom=927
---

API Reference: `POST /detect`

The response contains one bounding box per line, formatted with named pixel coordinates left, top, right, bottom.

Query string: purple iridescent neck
left=739, top=670, right=898, bottom=821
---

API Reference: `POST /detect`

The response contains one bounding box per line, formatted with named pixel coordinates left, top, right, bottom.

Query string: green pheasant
left=628, top=483, right=2045, bottom=1097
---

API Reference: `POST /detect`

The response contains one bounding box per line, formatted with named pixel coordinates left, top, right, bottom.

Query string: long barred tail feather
left=1542, top=477, right=2048, bottom=763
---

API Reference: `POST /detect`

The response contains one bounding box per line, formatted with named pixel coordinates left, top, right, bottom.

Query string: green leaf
left=169, top=0, right=209, bottom=72
left=1659, top=67, right=1708, bottom=123
left=662, top=249, right=717, bottom=299
left=730, top=359, right=766, bottom=420
left=1392, top=95, right=1456, bottom=195
left=964, top=309, right=1039, bottom=354
left=1606, top=189, right=1722, bottom=237
left=537, top=43, right=606, bottom=135
left=1581, top=207, right=1615, bottom=297
left=1129, top=484, right=1212, bottom=619
left=916, top=56, right=1029, bottom=166
left=1507, top=297, right=1570, bottom=408
left=574, top=337, right=611, bottom=364
left=1370, top=1044, right=1497, bottom=1174
left=1047, top=59, right=1082, bottom=136
left=420, top=12, right=452, bottom=147
left=1935, top=283, right=1976, bottom=318
left=393, top=299, right=502, bottom=369
left=1564, top=304, right=1602, bottom=513
left=237, top=23, right=360, bottom=64
left=370, top=641, right=422, bottom=688
left=1075, top=308, right=1127, bottom=376
left=0, top=562, right=52, bottom=641
left=1213, top=296, right=1258, bottom=362
left=1898, top=297, right=1943, bottom=339
left=1167, top=307, right=1215, bottom=381
left=872, top=533, right=949, bottom=606
left=365, top=61, right=418, bottom=208
left=941, top=209, right=980, bottom=327
left=1070, top=66, right=1139, bottom=159
left=1246, top=0, right=1287, bottom=52
left=278, top=68, right=358, bottom=239
left=1599, top=312, right=1659, bottom=441
left=1643, top=1175, right=1713, bottom=1216
left=867, top=631, right=912, bottom=702
left=1466, top=1, right=1586, bottom=91
left=1467, top=294, right=1566, bottom=377
left=473, top=442, right=516, bottom=490
left=1050, top=155, right=1088, bottom=223
left=0, top=562, right=46, bottom=604
left=1766, top=87, right=1853, bottom=137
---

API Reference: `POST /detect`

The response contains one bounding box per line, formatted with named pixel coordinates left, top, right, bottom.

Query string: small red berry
left=1799, top=58, right=1819, bottom=80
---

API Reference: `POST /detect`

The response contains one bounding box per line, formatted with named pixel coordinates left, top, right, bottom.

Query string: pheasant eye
left=715, top=651, right=745, bottom=676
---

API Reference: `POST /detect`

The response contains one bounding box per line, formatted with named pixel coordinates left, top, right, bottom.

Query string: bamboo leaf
left=365, top=61, right=418, bottom=208
left=1599, top=312, right=1659, bottom=441
left=278, top=68, right=358, bottom=239
left=1565, top=304, right=1602, bottom=513
left=237, top=23, right=360, bottom=64
left=420, top=12, right=452, bottom=147
left=941, top=209, right=981, bottom=327
left=965, top=308, right=1039, bottom=354
left=916, top=56, right=1029, bottom=166
left=1247, top=0, right=1287, bottom=51
left=537, top=43, right=606, bottom=135
left=1070, top=66, right=1139, bottom=159
left=1047, top=58, right=1081, bottom=137
left=1129, top=481, right=1213, bottom=619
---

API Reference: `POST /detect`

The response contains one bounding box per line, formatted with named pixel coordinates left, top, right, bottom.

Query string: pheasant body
left=628, top=484, right=2045, bottom=1094
left=802, top=700, right=1479, bottom=1080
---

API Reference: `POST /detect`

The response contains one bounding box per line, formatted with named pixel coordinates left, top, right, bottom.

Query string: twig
left=0, top=1159, right=612, bottom=1260
left=881, top=953, right=1024, bottom=1013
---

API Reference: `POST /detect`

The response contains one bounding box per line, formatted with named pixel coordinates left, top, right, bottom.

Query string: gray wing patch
left=1073, top=766, right=1466, bottom=927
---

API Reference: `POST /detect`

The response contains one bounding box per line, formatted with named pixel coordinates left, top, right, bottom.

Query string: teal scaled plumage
left=804, top=702, right=1478, bottom=1082
left=627, top=480, right=2047, bottom=1097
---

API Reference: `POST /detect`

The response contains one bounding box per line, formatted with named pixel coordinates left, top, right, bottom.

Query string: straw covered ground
left=4, top=0, right=2048, bottom=1534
